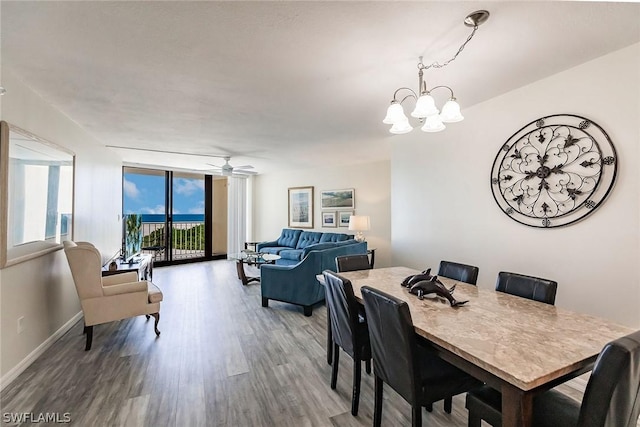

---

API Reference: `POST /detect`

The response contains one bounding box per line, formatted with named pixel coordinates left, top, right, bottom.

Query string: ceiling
left=2, top=1, right=639, bottom=175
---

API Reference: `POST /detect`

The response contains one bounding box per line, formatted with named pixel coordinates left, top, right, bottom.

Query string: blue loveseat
left=257, top=229, right=354, bottom=266
left=259, top=229, right=367, bottom=316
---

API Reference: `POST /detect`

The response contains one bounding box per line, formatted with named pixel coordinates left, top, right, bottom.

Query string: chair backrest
left=323, top=271, right=362, bottom=357
left=361, top=286, right=419, bottom=404
left=63, top=241, right=104, bottom=300
left=496, top=272, right=557, bottom=305
left=438, top=260, right=479, bottom=285
left=336, top=254, right=371, bottom=273
left=578, top=330, right=640, bottom=427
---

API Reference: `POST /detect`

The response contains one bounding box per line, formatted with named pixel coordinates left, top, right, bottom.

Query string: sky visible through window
left=123, top=172, right=204, bottom=218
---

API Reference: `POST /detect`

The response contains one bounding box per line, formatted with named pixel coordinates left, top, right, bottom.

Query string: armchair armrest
left=102, top=280, right=148, bottom=296
left=102, top=271, right=139, bottom=286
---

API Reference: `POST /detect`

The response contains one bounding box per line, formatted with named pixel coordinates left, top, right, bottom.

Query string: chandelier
left=383, top=10, right=490, bottom=134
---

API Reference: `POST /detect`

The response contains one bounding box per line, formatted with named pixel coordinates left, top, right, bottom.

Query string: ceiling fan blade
left=233, top=169, right=258, bottom=175
left=206, top=163, right=224, bottom=169
left=232, top=165, right=254, bottom=170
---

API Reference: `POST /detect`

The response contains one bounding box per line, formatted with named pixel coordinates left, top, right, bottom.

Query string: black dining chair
left=323, top=271, right=372, bottom=416
left=437, top=260, right=479, bottom=285
left=464, top=271, right=558, bottom=426
left=361, top=286, right=481, bottom=427
left=466, top=329, right=640, bottom=427
left=495, top=271, right=557, bottom=305
left=336, top=254, right=372, bottom=272
left=323, top=254, right=373, bottom=365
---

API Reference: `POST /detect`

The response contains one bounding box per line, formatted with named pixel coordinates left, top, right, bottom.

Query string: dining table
left=322, top=266, right=634, bottom=427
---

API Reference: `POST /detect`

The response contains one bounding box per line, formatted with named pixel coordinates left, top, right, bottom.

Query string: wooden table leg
left=235, top=259, right=260, bottom=286
left=501, top=384, right=533, bottom=427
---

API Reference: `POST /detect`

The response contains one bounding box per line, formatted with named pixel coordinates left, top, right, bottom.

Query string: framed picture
left=338, top=211, right=353, bottom=227
left=321, top=189, right=355, bottom=209
left=322, top=212, right=337, bottom=228
left=288, top=186, right=314, bottom=228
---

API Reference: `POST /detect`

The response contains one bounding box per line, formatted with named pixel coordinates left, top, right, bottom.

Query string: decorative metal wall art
left=490, top=114, right=617, bottom=228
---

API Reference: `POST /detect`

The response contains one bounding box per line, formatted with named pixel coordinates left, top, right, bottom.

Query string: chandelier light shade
left=383, top=10, right=489, bottom=135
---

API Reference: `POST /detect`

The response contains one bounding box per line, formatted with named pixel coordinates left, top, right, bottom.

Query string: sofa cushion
left=279, top=249, right=305, bottom=261
left=296, top=232, right=323, bottom=249
left=261, top=246, right=289, bottom=255
left=319, top=233, right=352, bottom=243
left=334, top=239, right=359, bottom=247
left=277, top=229, right=302, bottom=248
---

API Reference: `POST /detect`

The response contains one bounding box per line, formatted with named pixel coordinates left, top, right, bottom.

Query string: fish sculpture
left=401, top=269, right=467, bottom=307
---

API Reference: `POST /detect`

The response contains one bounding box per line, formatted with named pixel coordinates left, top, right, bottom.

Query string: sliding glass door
left=123, top=167, right=224, bottom=265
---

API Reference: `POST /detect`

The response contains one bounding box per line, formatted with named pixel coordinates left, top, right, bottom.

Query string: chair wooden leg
left=326, top=305, right=333, bottom=365
left=84, top=325, right=93, bottom=351
left=83, top=324, right=88, bottom=334
left=352, top=359, right=361, bottom=416
left=425, top=403, right=433, bottom=412
left=374, top=375, right=383, bottom=427
left=151, top=312, right=161, bottom=336
left=330, top=344, right=340, bottom=390
left=444, top=396, right=453, bottom=414
left=365, top=359, right=371, bottom=374
left=411, top=404, right=422, bottom=427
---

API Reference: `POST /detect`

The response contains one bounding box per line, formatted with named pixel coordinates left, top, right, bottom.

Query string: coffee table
left=228, top=251, right=281, bottom=285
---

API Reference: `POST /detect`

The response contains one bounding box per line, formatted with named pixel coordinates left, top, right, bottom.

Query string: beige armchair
left=63, top=241, right=163, bottom=350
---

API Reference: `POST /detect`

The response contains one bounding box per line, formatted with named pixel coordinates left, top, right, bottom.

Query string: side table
left=228, top=252, right=281, bottom=286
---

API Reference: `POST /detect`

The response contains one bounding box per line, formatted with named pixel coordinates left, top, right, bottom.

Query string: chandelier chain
left=418, top=26, right=478, bottom=70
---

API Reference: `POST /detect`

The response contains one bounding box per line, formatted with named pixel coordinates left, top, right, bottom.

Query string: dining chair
left=323, top=254, right=373, bottom=365
left=322, top=271, right=372, bottom=416
left=495, top=271, right=557, bottom=305
left=361, top=286, right=481, bottom=427
left=466, top=329, right=640, bottom=427
left=336, top=254, right=372, bottom=272
left=437, top=260, right=479, bottom=285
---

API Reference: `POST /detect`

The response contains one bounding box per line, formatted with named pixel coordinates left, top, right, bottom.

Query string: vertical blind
left=227, top=176, right=247, bottom=255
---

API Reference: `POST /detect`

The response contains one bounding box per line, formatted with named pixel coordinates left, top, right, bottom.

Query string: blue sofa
left=257, top=229, right=354, bottom=266
left=259, top=229, right=367, bottom=316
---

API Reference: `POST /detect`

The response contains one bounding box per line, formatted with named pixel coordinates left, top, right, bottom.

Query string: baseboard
left=0, top=311, right=83, bottom=392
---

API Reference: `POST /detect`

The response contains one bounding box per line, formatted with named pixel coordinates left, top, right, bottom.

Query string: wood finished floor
left=1, top=260, right=583, bottom=427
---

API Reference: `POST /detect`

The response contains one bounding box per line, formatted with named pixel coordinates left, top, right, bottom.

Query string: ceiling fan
left=207, top=156, right=256, bottom=176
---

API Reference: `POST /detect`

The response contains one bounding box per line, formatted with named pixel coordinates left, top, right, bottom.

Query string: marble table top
left=329, top=267, right=634, bottom=391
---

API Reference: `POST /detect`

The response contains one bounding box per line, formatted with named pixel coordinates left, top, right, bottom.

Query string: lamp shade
left=389, top=119, right=413, bottom=135
left=348, top=215, right=370, bottom=231
left=383, top=103, right=407, bottom=125
left=440, top=99, right=464, bottom=123
left=411, top=94, right=439, bottom=118
left=421, top=114, right=446, bottom=133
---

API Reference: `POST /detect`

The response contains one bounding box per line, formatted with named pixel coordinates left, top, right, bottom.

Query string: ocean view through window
left=123, top=167, right=208, bottom=263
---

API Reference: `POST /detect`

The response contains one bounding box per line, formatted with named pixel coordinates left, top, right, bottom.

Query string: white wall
left=392, top=43, right=640, bottom=327
left=253, top=160, right=392, bottom=268
left=0, top=70, right=123, bottom=380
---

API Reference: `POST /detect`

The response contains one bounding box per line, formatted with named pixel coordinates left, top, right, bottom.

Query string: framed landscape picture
left=322, top=212, right=337, bottom=228
left=321, top=189, right=355, bottom=209
left=338, top=211, right=353, bottom=227
left=288, top=186, right=314, bottom=228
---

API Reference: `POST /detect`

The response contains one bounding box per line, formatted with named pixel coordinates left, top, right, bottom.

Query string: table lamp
left=349, top=215, right=370, bottom=242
